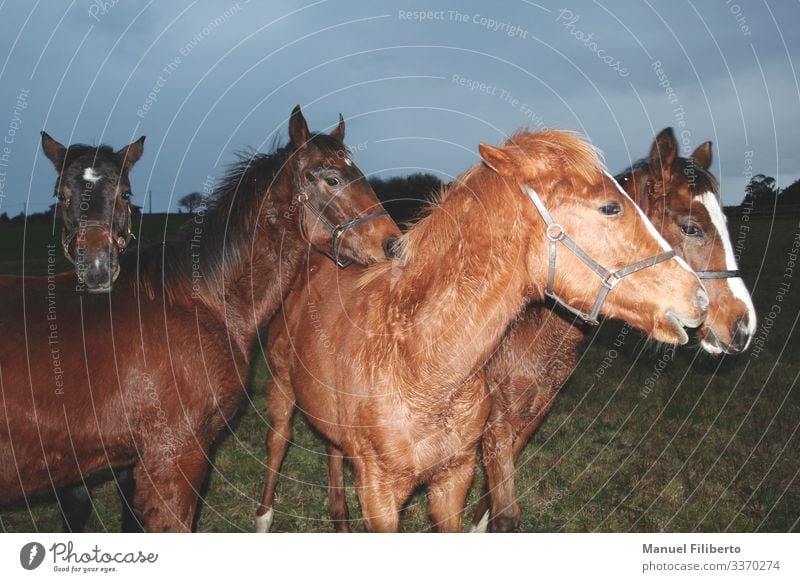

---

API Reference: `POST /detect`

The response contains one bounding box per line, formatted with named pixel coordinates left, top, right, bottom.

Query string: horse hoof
left=255, top=508, right=274, bottom=533
left=469, top=510, right=489, bottom=533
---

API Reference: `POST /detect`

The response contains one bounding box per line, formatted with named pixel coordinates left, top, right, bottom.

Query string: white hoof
left=255, top=508, right=274, bottom=533
left=469, top=510, right=489, bottom=533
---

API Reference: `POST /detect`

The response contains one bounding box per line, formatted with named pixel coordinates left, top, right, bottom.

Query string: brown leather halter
left=61, top=204, right=133, bottom=267
left=524, top=183, right=676, bottom=326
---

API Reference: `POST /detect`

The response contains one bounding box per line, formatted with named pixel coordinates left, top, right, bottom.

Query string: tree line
left=1, top=173, right=797, bottom=227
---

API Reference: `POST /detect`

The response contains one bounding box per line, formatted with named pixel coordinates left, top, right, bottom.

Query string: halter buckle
left=546, top=224, right=565, bottom=242
left=602, top=272, right=620, bottom=290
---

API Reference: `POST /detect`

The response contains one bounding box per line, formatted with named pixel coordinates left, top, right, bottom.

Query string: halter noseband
left=524, top=184, right=676, bottom=326
left=61, top=204, right=133, bottom=267
left=637, top=172, right=741, bottom=282
left=296, top=192, right=388, bottom=268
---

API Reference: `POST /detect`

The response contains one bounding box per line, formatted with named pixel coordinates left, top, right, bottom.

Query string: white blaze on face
left=83, top=167, right=101, bottom=183
left=699, top=191, right=757, bottom=337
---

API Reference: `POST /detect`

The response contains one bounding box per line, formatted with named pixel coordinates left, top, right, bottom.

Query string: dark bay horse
left=39, top=132, right=145, bottom=531
left=470, top=128, right=757, bottom=532
left=0, top=106, right=399, bottom=531
left=41, top=132, right=144, bottom=293
left=256, top=129, right=708, bottom=532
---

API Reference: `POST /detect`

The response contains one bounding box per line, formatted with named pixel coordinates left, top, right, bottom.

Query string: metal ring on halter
left=61, top=209, right=133, bottom=267
left=546, top=224, right=565, bottom=242
left=296, top=188, right=389, bottom=268
left=602, top=272, right=621, bottom=289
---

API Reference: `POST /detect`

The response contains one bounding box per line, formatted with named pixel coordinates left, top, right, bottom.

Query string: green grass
left=0, top=215, right=797, bottom=532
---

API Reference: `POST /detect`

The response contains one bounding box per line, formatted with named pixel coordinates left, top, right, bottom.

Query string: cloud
left=0, top=0, right=796, bottom=213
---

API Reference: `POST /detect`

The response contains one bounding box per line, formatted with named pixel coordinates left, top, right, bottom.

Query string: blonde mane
left=358, top=129, right=607, bottom=289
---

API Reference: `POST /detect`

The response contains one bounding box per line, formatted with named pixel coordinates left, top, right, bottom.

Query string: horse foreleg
left=58, top=467, right=141, bottom=533
left=114, top=466, right=143, bottom=532
left=482, top=417, right=520, bottom=533
left=132, top=449, right=208, bottom=532
left=325, top=443, right=350, bottom=532
left=255, top=380, right=295, bottom=533
left=427, top=454, right=477, bottom=533
left=354, top=461, right=407, bottom=533
left=58, top=483, right=93, bottom=532
left=469, top=480, right=491, bottom=533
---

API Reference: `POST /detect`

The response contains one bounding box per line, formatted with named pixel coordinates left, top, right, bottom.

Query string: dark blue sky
left=0, top=0, right=797, bottom=213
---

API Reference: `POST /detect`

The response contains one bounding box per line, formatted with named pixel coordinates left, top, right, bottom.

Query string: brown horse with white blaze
left=470, top=127, right=757, bottom=533
left=0, top=106, right=399, bottom=531
left=256, top=129, right=708, bottom=532
left=41, top=132, right=144, bottom=293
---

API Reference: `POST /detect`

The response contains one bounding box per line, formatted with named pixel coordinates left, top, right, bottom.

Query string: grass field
left=0, top=212, right=798, bottom=532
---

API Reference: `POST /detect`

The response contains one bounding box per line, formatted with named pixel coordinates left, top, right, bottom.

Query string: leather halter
left=296, top=192, right=388, bottom=268
left=61, top=204, right=133, bottom=267
left=637, top=172, right=741, bottom=281
left=524, top=184, right=676, bottom=326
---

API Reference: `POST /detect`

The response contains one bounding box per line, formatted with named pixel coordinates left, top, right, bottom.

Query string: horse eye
left=121, top=191, right=132, bottom=200
left=325, top=177, right=341, bottom=187
left=680, top=223, right=703, bottom=237
left=599, top=203, right=622, bottom=216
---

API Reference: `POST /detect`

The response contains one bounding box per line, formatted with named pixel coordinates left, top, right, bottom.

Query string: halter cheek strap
left=524, top=185, right=676, bottom=326
left=297, top=192, right=388, bottom=268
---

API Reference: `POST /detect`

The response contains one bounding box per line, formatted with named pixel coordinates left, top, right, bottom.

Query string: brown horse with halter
left=40, top=132, right=144, bottom=293
left=39, top=132, right=145, bottom=531
left=0, top=106, right=399, bottom=531
left=255, top=129, right=708, bottom=532
left=469, top=128, right=757, bottom=533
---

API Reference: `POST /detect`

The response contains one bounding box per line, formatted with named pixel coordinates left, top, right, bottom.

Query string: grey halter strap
left=523, top=184, right=676, bottom=326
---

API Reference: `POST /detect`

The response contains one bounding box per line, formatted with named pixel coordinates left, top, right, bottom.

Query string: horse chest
left=406, top=387, right=486, bottom=478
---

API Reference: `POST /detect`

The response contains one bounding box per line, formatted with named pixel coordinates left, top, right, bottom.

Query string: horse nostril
left=695, top=286, right=709, bottom=313
left=383, top=236, right=401, bottom=259
left=731, top=316, right=751, bottom=351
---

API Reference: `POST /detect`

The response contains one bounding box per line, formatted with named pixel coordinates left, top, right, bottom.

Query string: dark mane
left=127, top=141, right=301, bottom=304
left=126, top=132, right=346, bottom=304
left=616, top=156, right=718, bottom=197
left=62, top=144, right=117, bottom=167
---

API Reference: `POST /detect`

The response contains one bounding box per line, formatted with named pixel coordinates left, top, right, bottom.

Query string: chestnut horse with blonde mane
left=468, top=128, right=757, bottom=533
left=256, top=129, right=708, bottom=532
left=0, top=106, right=399, bottom=531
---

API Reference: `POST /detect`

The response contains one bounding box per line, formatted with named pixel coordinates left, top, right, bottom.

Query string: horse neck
left=387, top=177, right=541, bottom=387
left=199, top=169, right=305, bottom=353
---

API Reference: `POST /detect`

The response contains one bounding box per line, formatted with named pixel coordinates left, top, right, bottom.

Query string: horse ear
left=478, top=143, right=514, bottom=175
left=690, top=141, right=712, bottom=170
left=289, top=105, right=310, bottom=148
left=116, top=136, right=145, bottom=171
left=650, top=127, right=677, bottom=186
left=329, top=113, right=345, bottom=142
left=41, top=131, right=66, bottom=169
